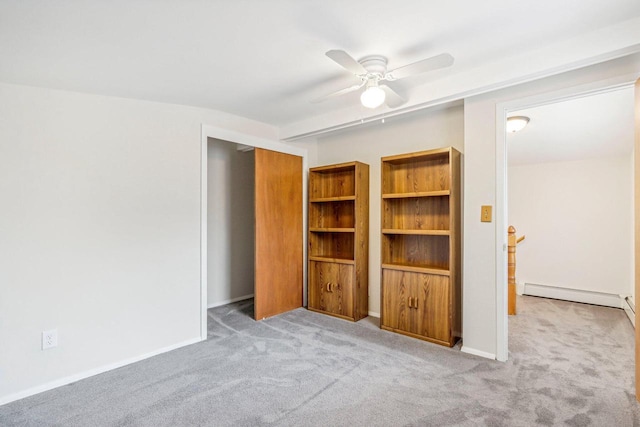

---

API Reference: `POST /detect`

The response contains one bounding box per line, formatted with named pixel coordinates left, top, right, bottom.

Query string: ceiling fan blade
left=326, top=50, right=367, bottom=75
left=381, top=85, right=406, bottom=108
left=386, top=53, right=454, bottom=81
left=311, top=81, right=365, bottom=104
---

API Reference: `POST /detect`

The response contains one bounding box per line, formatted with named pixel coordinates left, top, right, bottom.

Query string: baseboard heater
left=522, top=282, right=623, bottom=309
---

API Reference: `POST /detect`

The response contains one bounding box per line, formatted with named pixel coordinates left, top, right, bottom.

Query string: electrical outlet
left=42, top=329, right=58, bottom=350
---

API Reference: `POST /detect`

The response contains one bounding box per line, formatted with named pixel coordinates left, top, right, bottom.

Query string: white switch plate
left=42, top=329, right=58, bottom=350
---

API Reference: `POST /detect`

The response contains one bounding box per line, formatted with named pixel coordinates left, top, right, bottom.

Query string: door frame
left=494, top=74, right=638, bottom=361
left=200, top=125, right=308, bottom=340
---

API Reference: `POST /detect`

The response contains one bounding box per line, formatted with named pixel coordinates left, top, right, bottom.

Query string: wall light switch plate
left=481, top=205, right=492, bottom=222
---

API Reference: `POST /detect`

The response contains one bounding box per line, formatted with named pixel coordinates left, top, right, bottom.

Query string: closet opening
left=207, top=138, right=256, bottom=321
left=199, top=125, right=308, bottom=340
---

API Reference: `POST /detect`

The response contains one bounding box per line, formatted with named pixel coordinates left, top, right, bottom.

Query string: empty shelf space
left=310, top=227, right=355, bottom=233
left=381, top=263, right=451, bottom=276
left=381, top=149, right=451, bottom=164
left=382, top=234, right=450, bottom=271
left=309, top=199, right=355, bottom=229
left=309, top=195, right=356, bottom=202
left=382, top=229, right=450, bottom=236
left=308, top=162, right=359, bottom=173
left=309, top=256, right=355, bottom=265
left=309, top=231, right=355, bottom=260
left=382, top=190, right=450, bottom=199
left=309, top=167, right=356, bottom=199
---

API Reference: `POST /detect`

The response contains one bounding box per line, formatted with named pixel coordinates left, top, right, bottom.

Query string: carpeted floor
left=1, top=295, right=638, bottom=426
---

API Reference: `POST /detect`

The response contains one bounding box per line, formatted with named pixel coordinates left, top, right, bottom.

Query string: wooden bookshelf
left=308, top=161, right=369, bottom=321
left=380, top=147, right=461, bottom=347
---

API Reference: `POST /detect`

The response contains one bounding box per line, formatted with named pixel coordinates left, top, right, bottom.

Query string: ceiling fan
left=313, top=50, right=454, bottom=109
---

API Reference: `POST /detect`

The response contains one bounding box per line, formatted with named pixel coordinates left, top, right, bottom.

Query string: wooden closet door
left=254, top=148, right=303, bottom=320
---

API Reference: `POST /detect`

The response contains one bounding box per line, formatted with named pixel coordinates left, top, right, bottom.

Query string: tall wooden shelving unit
left=380, top=147, right=461, bottom=347
left=308, top=161, right=369, bottom=321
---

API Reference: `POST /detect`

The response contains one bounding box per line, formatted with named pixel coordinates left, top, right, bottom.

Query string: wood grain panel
left=381, top=151, right=450, bottom=194
left=309, top=232, right=354, bottom=260
left=308, top=261, right=354, bottom=319
left=354, top=162, right=369, bottom=320
left=254, top=148, right=303, bottom=320
left=382, top=196, right=449, bottom=230
left=382, top=234, right=449, bottom=269
left=415, top=274, right=450, bottom=343
left=381, top=270, right=451, bottom=345
left=309, top=200, right=355, bottom=228
left=309, top=167, right=355, bottom=199
left=381, top=269, right=411, bottom=330
left=449, top=148, right=462, bottom=337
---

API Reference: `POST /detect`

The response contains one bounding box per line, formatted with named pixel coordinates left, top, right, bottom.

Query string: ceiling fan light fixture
left=360, top=81, right=386, bottom=109
left=506, top=116, right=530, bottom=133
left=316, top=49, right=453, bottom=108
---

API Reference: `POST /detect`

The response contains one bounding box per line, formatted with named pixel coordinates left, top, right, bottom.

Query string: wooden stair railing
left=508, top=226, right=525, bottom=315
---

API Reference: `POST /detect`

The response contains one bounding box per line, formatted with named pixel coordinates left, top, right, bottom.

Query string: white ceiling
left=507, top=87, right=635, bottom=166
left=1, top=1, right=640, bottom=135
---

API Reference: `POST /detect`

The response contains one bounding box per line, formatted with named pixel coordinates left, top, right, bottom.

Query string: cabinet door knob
left=326, top=282, right=331, bottom=292
left=408, top=297, right=413, bottom=307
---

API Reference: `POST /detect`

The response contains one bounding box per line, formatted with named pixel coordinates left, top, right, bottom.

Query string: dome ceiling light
left=507, top=116, right=530, bottom=133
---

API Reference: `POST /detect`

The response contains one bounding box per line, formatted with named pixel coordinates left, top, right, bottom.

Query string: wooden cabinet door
left=254, top=148, right=303, bottom=320
left=382, top=270, right=451, bottom=343
left=309, top=261, right=354, bottom=319
left=381, top=269, right=416, bottom=332
left=414, top=274, right=451, bottom=343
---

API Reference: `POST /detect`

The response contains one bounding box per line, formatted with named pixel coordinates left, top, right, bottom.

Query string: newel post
left=508, top=226, right=517, bottom=315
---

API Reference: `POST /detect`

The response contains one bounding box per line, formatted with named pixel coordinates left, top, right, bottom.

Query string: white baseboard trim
left=523, top=283, right=623, bottom=308
left=461, top=346, right=496, bottom=360
left=622, top=295, right=635, bottom=327
left=0, top=336, right=203, bottom=406
left=207, top=294, right=254, bottom=309
left=516, top=282, right=525, bottom=295
left=368, top=311, right=380, bottom=318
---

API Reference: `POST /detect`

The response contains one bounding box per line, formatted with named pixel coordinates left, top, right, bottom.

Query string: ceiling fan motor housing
left=359, top=55, right=388, bottom=78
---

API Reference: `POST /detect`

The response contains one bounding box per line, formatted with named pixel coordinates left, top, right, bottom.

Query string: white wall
left=508, top=156, right=633, bottom=296
left=464, top=52, right=640, bottom=358
left=0, top=82, right=278, bottom=403
left=315, top=105, right=465, bottom=316
left=632, top=150, right=636, bottom=304
left=207, top=140, right=255, bottom=306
